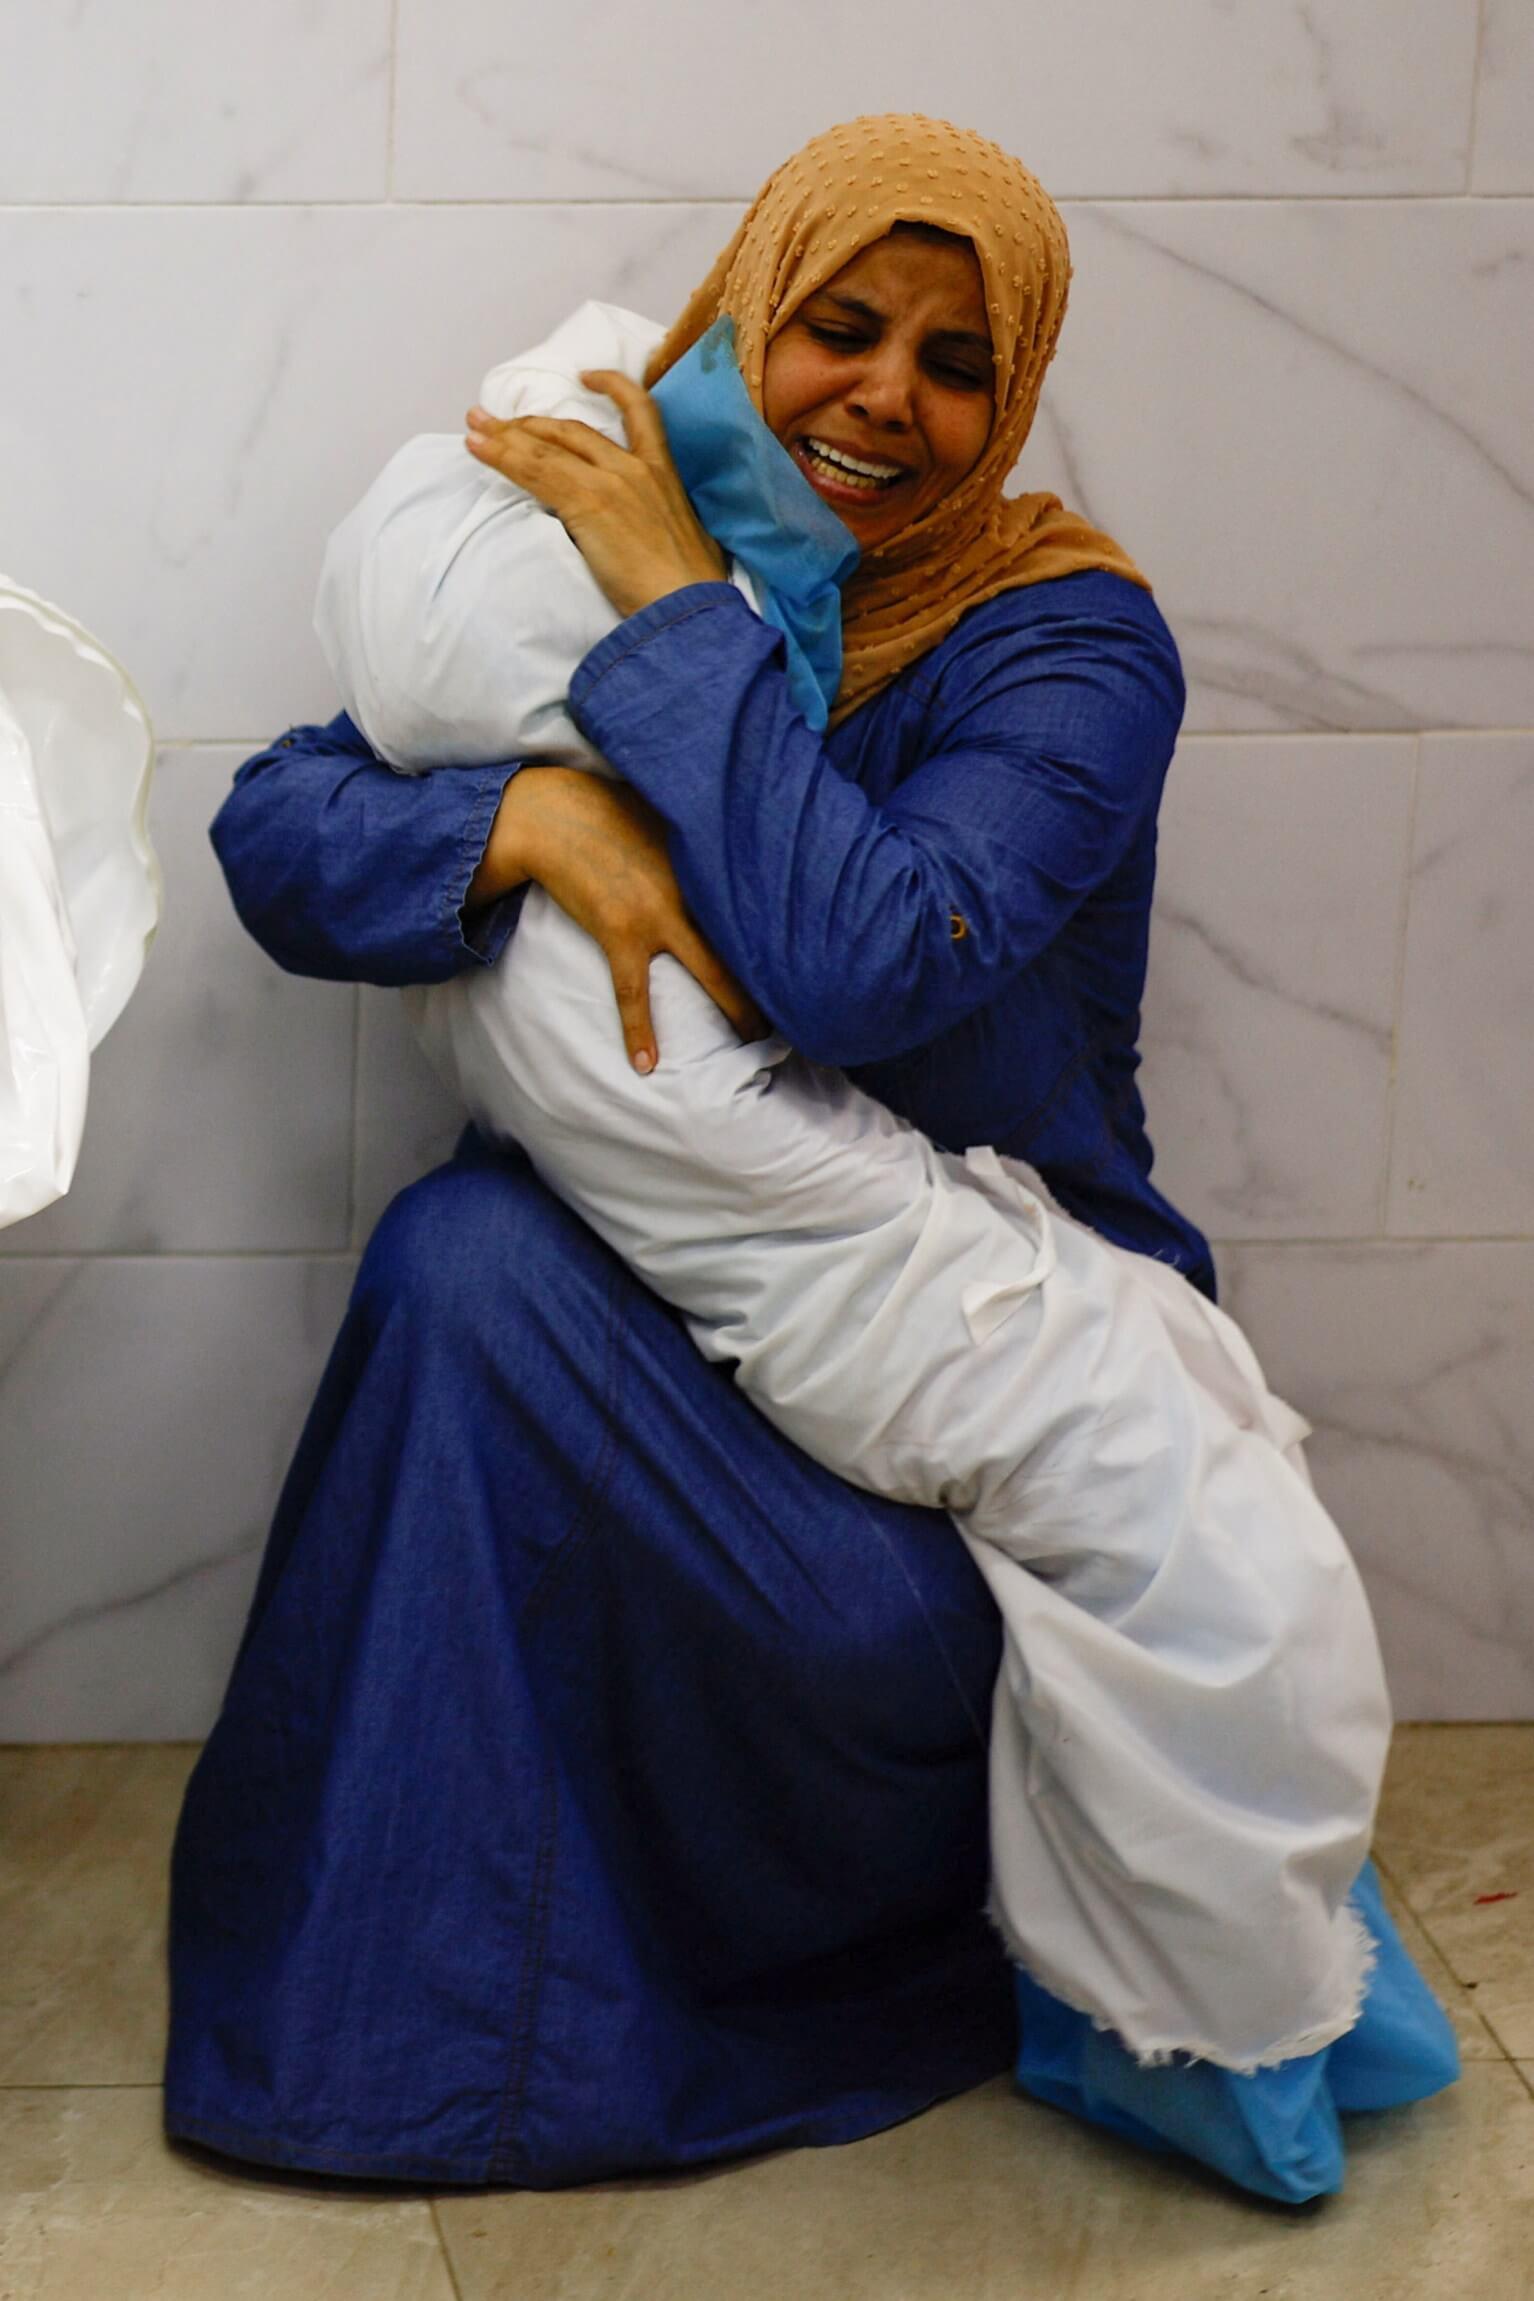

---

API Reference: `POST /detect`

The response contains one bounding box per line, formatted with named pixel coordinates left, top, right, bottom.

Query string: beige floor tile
left=1374, top=1724, right=1534, bottom=2059
left=1370, top=1857, right=1503, bottom=2061
left=435, top=2065, right=1533, bottom=2301
left=0, top=2089, right=457, bottom=2300
left=0, top=1745, right=197, bottom=2085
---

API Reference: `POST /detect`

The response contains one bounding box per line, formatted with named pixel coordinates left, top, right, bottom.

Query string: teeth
left=802, top=438, right=903, bottom=485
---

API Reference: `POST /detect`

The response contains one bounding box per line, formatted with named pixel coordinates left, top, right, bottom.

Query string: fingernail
left=633, top=1050, right=654, bottom=1075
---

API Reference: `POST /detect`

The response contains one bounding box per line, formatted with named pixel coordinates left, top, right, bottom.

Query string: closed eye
left=929, top=357, right=990, bottom=390
left=805, top=320, right=986, bottom=390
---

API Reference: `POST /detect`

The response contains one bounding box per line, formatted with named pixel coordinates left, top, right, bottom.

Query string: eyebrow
left=812, top=291, right=991, bottom=355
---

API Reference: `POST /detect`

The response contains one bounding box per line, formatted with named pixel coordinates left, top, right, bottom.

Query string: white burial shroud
left=0, top=579, right=160, bottom=1228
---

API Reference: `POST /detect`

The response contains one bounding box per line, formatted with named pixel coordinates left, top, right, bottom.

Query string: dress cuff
left=451, top=764, right=527, bottom=966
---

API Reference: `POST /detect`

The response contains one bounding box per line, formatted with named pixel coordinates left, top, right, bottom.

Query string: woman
left=166, top=117, right=1451, bottom=2197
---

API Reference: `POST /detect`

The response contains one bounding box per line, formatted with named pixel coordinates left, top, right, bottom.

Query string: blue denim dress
left=166, top=573, right=1453, bottom=2194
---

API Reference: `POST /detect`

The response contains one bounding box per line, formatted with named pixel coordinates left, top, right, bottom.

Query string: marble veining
left=6, top=751, right=356, bottom=1255
left=1219, top=1244, right=1534, bottom=1719
left=0, top=0, right=392, bottom=203
left=1, top=5, right=1530, bottom=1735
left=1473, top=0, right=1534, bottom=193
left=1388, top=736, right=1534, bottom=1237
left=352, top=988, right=468, bottom=1244
left=392, top=0, right=1480, bottom=202
left=1026, top=201, right=1534, bottom=734
left=1140, top=736, right=1413, bottom=1239
left=0, top=1255, right=355, bottom=1739
left=0, top=205, right=740, bottom=741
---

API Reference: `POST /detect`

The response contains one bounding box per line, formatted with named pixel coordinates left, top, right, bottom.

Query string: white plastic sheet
left=0, top=578, right=160, bottom=1229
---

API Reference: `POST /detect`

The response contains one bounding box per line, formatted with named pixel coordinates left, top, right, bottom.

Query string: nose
left=846, top=342, right=916, bottom=431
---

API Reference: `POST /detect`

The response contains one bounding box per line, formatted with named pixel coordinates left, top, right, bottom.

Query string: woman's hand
left=464, top=372, right=727, bottom=621
left=468, top=766, right=765, bottom=1073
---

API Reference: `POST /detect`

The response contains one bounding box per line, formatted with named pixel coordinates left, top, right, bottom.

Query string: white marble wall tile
left=1473, top=1, right=1534, bottom=193
left=1218, top=1241, right=1534, bottom=1720
left=5, top=749, right=355, bottom=1255
left=0, top=1255, right=355, bottom=1739
left=393, top=0, right=1479, bottom=201
left=352, top=988, right=467, bottom=1244
left=1023, top=198, right=1534, bottom=733
left=6, top=199, right=1528, bottom=752
left=0, top=0, right=390, bottom=202
left=0, top=203, right=739, bottom=744
left=1140, top=735, right=1414, bottom=1240
left=1388, top=735, right=1534, bottom=1238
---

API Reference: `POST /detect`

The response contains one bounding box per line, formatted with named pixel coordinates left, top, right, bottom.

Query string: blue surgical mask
left=652, top=317, right=860, bottom=731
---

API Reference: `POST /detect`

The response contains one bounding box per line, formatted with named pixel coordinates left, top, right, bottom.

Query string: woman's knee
left=356, top=1147, right=614, bottom=1342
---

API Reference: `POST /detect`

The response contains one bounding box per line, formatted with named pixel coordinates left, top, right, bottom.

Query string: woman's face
left=762, top=229, right=994, bottom=550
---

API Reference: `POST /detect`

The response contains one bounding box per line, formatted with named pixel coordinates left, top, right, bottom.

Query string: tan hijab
left=646, top=113, right=1147, bottom=725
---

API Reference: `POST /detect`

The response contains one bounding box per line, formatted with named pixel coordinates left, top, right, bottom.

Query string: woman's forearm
left=569, top=580, right=1182, bottom=1070
left=211, top=715, right=522, bottom=986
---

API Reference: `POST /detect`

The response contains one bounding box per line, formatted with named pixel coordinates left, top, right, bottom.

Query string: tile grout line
left=11, top=1239, right=1534, bottom=1271
left=0, top=2081, right=162, bottom=2091
left=385, top=0, right=401, bottom=204
left=1477, top=2007, right=1534, bottom=2066
left=3, top=191, right=1533, bottom=212
left=1207, top=1233, right=1534, bottom=1250
left=1465, top=0, right=1489, bottom=195
left=429, top=2199, right=467, bottom=2300
left=1367, top=1842, right=1511, bottom=2061
left=0, top=1249, right=360, bottom=1264
left=151, top=731, right=1534, bottom=752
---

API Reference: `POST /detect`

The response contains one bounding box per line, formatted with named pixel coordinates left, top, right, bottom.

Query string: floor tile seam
left=1369, top=1842, right=1514, bottom=2058
left=0, top=2079, right=162, bottom=2091
left=1476, top=2007, right=1534, bottom=2066
left=429, top=2199, right=467, bottom=2301
left=1370, top=1851, right=1530, bottom=1992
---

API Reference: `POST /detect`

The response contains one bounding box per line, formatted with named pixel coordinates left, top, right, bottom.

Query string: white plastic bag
left=0, top=578, right=160, bottom=1229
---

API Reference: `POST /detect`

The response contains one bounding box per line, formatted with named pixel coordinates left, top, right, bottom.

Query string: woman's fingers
left=462, top=386, right=723, bottom=619
left=495, top=769, right=763, bottom=1069
left=602, top=948, right=659, bottom=1077
left=577, top=370, right=671, bottom=464
left=468, top=407, right=629, bottom=466
left=664, top=921, right=767, bottom=1044
left=463, top=413, right=618, bottom=510
left=602, top=928, right=762, bottom=1078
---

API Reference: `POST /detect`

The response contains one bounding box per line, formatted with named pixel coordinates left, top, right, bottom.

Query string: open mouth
left=791, top=436, right=908, bottom=498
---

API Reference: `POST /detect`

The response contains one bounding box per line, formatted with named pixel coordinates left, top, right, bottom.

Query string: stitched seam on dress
left=490, top=1258, right=628, bottom=2177
left=487, top=1744, right=561, bottom=2183
left=1003, top=1039, right=1108, bottom=1162
left=520, top=1257, right=629, bottom=1628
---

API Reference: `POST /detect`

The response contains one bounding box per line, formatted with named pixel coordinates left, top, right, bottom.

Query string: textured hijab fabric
left=645, top=114, right=1148, bottom=724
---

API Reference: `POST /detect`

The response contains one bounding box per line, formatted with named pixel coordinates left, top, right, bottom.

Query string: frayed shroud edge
left=986, top=1889, right=1380, bottom=2075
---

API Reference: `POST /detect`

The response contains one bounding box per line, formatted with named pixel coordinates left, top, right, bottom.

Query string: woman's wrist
left=466, top=771, right=541, bottom=910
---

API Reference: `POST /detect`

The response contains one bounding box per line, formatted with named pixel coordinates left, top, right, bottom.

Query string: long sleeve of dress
left=209, top=713, right=525, bottom=986
left=569, top=572, right=1184, bottom=1068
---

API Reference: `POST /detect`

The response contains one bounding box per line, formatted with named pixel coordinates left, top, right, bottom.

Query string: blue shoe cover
left=1012, top=1861, right=1460, bottom=2204
left=1013, top=1967, right=1344, bottom=2204
left=1323, top=1862, right=1461, bottom=2112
